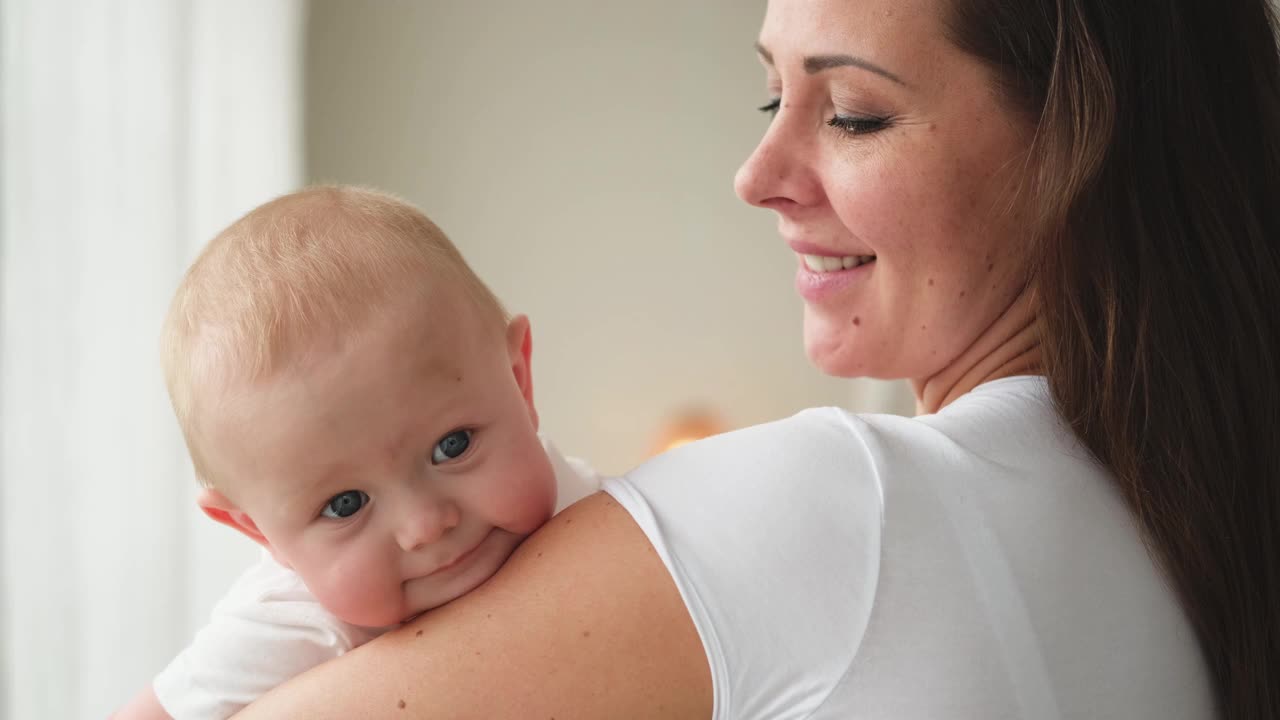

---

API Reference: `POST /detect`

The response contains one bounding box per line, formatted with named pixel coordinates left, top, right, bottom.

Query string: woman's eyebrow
left=754, top=42, right=908, bottom=87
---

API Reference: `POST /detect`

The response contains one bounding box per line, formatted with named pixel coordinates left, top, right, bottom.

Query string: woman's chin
left=802, top=308, right=920, bottom=380
left=805, top=340, right=866, bottom=378
left=804, top=318, right=872, bottom=377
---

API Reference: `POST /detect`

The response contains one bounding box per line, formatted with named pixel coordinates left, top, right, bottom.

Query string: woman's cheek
left=829, top=158, right=933, bottom=259
left=821, top=160, right=981, bottom=377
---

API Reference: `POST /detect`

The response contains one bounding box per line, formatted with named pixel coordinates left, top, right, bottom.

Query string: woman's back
left=608, top=376, right=1214, bottom=719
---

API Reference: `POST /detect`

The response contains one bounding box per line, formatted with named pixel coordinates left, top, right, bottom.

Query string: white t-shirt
left=154, top=439, right=600, bottom=720
left=604, top=376, right=1215, bottom=720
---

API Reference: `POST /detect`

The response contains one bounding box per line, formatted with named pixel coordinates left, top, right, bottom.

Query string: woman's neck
left=911, top=288, right=1043, bottom=415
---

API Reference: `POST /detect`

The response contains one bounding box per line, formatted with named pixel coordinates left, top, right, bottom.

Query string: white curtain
left=0, top=1, right=303, bottom=716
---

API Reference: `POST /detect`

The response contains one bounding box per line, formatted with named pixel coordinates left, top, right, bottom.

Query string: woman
left=237, top=0, right=1279, bottom=717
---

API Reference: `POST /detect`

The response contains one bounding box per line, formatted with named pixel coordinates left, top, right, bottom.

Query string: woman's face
left=735, top=0, right=1035, bottom=380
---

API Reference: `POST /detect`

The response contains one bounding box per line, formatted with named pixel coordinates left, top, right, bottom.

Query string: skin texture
left=231, top=0, right=1045, bottom=716
left=199, top=297, right=557, bottom=628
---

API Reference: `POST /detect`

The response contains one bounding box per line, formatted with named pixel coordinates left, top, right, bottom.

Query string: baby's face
left=200, top=298, right=556, bottom=627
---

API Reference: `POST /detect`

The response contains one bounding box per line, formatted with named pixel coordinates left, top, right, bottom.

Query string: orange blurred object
left=652, top=408, right=727, bottom=455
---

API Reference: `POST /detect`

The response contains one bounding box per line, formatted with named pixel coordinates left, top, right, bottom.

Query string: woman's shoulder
left=621, top=375, right=1066, bottom=495
left=604, top=408, right=889, bottom=719
left=615, top=404, right=889, bottom=522
left=602, top=376, right=1211, bottom=719
left=861, top=374, right=1086, bottom=473
left=600, top=385, right=1070, bottom=719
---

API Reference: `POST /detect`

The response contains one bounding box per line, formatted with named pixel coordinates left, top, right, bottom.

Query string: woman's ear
left=196, top=488, right=288, bottom=566
left=505, top=314, right=538, bottom=429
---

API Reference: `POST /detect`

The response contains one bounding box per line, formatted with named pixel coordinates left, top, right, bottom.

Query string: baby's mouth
left=426, top=531, right=491, bottom=577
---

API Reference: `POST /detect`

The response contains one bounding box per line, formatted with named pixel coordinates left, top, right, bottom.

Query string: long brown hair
left=946, top=0, right=1280, bottom=717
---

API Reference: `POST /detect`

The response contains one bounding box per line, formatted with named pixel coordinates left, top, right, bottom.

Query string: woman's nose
left=395, top=495, right=461, bottom=552
left=733, top=106, right=821, bottom=210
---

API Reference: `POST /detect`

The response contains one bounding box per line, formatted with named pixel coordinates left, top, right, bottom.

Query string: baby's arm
left=111, top=686, right=172, bottom=720
left=141, top=554, right=381, bottom=720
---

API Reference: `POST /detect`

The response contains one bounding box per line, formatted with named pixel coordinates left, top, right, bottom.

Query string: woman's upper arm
left=232, top=492, right=713, bottom=719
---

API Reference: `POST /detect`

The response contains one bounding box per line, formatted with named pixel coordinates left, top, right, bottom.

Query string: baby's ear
left=196, top=488, right=286, bottom=565
left=505, top=314, right=537, bottom=429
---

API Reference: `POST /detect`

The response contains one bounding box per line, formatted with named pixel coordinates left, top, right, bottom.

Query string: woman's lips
left=786, top=239, right=875, bottom=258
left=794, top=254, right=876, bottom=303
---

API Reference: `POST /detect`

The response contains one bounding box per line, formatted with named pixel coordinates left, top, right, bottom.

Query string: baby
left=113, top=186, right=600, bottom=719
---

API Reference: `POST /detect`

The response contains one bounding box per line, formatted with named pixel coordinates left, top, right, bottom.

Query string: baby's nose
left=395, top=498, right=462, bottom=552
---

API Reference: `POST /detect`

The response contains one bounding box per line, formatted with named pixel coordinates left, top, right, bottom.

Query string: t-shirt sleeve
left=153, top=555, right=382, bottom=720
left=603, top=408, right=883, bottom=720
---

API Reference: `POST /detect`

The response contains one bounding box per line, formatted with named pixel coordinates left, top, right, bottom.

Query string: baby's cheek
left=493, top=473, right=557, bottom=534
left=301, top=552, right=403, bottom=627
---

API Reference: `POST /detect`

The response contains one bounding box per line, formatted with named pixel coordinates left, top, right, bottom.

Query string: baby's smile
left=422, top=528, right=494, bottom=578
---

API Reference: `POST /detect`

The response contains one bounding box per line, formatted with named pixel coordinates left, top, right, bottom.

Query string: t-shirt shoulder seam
left=799, top=646, right=864, bottom=720
left=803, top=408, right=885, bottom=718
left=826, top=407, right=888, bottom=524
left=601, top=477, right=735, bottom=717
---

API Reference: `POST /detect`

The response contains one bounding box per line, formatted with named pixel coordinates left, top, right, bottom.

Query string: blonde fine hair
left=160, top=185, right=507, bottom=485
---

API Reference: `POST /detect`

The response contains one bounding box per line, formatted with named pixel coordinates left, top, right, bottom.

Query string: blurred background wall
left=0, top=1, right=913, bottom=716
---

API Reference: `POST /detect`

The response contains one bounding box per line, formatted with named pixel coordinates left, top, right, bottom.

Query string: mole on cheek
left=928, top=278, right=934, bottom=286
left=852, top=316, right=862, bottom=326
left=987, top=262, right=995, bottom=272
left=398, top=699, right=406, bottom=709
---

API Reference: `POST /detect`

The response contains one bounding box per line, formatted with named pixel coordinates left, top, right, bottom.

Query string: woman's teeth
left=801, top=254, right=876, bottom=273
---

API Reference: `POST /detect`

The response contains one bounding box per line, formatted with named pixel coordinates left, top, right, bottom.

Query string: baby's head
left=163, top=186, right=557, bottom=627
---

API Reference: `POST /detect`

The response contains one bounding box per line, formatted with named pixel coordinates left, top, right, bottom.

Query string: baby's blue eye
left=322, top=490, right=368, bottom=519
left=431, top=429, right=472, bottom=464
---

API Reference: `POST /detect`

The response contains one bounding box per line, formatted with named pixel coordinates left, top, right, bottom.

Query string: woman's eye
left=321, top=490, right=368, bottom=520
left=431, top=429, right=472, bottom=464
left=757, top=98, right=781, bottom=118
left=827, top=114, right=889, bottom=135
